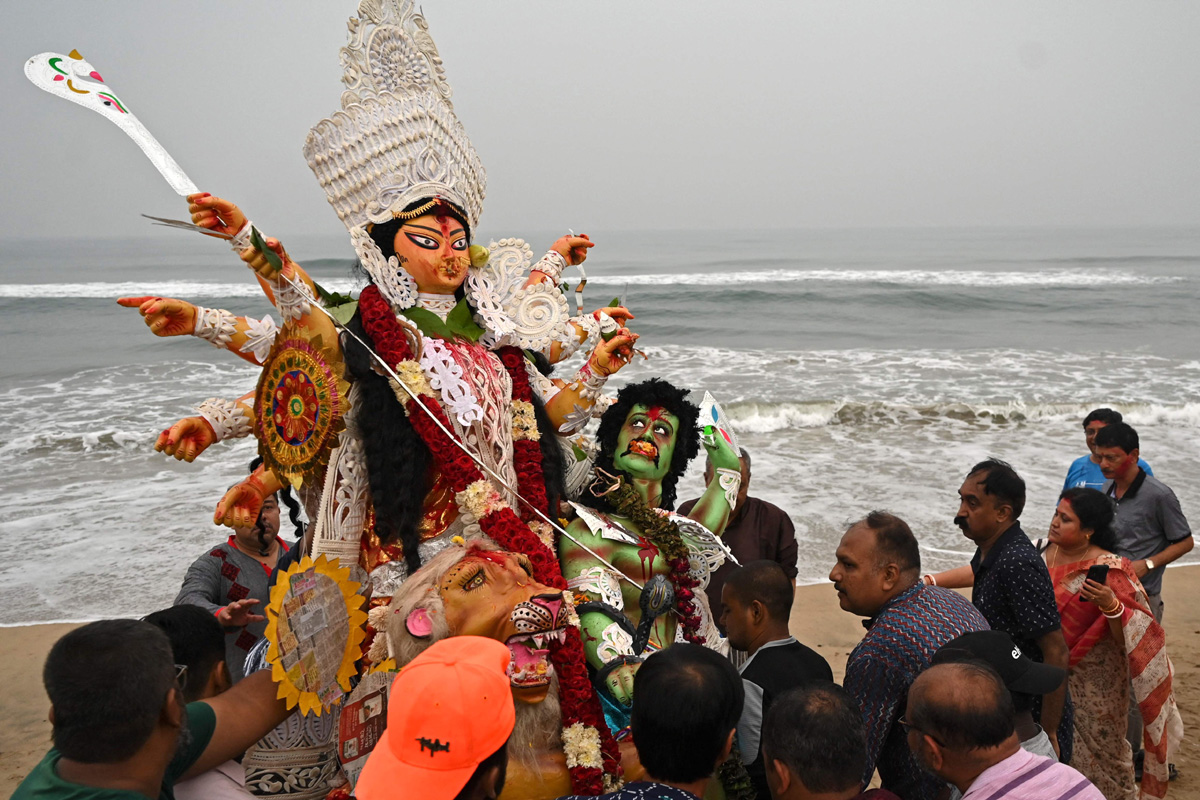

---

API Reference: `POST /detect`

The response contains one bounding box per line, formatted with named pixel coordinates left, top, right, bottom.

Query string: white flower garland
left=511, top=400, right=540, bottom=442
left=562, top=722, right=605, bottom=770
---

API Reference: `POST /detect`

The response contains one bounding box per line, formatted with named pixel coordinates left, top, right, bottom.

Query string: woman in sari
left=1042, top=487, right=1182, bottom=799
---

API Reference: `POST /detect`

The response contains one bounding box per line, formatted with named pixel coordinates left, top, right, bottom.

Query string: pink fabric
left=962, top=748, right=1102, bottom=800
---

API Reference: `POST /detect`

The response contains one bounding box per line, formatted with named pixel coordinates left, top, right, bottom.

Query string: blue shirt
left=1063, top=455, right=1151, bottom=492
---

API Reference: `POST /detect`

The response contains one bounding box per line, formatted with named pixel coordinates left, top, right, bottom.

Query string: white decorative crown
left=303, top=0, right=486, bottom=252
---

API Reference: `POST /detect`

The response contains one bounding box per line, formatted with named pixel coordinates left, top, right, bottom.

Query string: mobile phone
left=1081, top=564, right=1110, bottom=601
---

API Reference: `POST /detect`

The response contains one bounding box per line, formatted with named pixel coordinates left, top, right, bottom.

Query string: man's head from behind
left=1082, top=408, right=1123, bottom=454
left=829, top=511, right=921, bottom=618
left=355, top=636, right=515, bottom=800
left=632, top=643, right=744, bottom=785
left=761, top=683, right=867, bottom=800
left=44, top=619, right=181, bottom=763
left=932, top=630, right=1065, bottom=717
left=1094, top=422, right=1140, bottom=481
left=905, top=662, right=1017, bottom=783
left=719, top=560, right=794, bottom=653
left=144, top=604, right=230, bottom=703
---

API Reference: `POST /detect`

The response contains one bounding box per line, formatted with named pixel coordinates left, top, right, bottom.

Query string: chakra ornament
left=254, top=334, right=350, bottom=488
left=265, top=555, right=368, bottom=716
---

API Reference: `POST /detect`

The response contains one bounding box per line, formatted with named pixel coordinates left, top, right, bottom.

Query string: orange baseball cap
left=355, top=636, right=516, bottom=800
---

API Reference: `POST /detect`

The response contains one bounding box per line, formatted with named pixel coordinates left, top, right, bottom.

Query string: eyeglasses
left=174, top=663, right=189, bottom=691
left=898, top=715, right=944, bottom=747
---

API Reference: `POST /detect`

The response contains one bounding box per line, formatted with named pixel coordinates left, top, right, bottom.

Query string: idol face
left=392, top=212, right=469, bottom=294
left=613, top=404, right=679, bottom=482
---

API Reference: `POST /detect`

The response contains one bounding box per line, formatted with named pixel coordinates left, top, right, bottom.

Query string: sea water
left=1, top=226, right=1197, bottom=624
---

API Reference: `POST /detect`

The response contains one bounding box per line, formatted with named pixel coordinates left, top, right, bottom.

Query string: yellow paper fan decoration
left=264, top=554, right=368, bottom=716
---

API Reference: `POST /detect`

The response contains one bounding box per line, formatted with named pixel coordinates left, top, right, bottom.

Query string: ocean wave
left=725, top=399, right=1200, bottom=432
left=0, top=268, right=1186, bottom=298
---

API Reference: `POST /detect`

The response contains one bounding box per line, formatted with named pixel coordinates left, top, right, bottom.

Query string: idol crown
left=302, top=0, right=486, bottom=233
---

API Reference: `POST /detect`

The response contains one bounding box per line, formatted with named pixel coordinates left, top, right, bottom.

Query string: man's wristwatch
left=1145, top=558, right=1156, bottom=571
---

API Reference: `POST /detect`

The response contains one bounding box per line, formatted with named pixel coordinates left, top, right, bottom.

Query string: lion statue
left=371, top=538, right=643, bottom=800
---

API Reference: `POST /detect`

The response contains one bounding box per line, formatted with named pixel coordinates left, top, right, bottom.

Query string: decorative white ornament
left=193, top=306, right=238, bottom=349
left=270, top=274, right=317, bottom=323
left=228, top=220, right=255, bottom=254
left=350, top=227, right=417, bottom=311
left=715, top=467, right=742, bottom=510
left=196, top=398, right=253, bottom=441
left=239, top=314, right=279, bottom=364
left=530, top=249, right=568, bottom=283
left=596, top=622, right=635, bottom=664
left=504, top=282, right=572, bottom=354
left=573, top=360, right=608, bottom=403
left=567, top=566, right=624, bottom=610
left=303, top=0, right=485, bottom=236
left=416, top=292, right=457, bottom=319
left=420, top=338, right=484, bottom=427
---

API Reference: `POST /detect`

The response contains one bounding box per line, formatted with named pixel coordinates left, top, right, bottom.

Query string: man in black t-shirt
left=719, top=561, right=832, bottom=800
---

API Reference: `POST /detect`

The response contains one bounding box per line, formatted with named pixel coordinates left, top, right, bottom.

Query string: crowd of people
left=12, top=409, right=1190, bottom=800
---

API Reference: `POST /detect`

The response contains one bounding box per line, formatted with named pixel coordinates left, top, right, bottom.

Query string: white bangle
left=531, top=250, right=569, bottom=283
left=1103, top=602, right=1125, bottom=619
left=923, top=574, right=937, bottom=587
left=229, top=220, right=255, bottom=254
left=193, top=306, right=238, bottom=349
left=574, top=359, right=608, bottom=402
left=197, top=398, right=253, bottom=441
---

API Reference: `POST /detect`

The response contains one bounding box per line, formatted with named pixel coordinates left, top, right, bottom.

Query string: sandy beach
left=2, top=572, right=1196, bottom=796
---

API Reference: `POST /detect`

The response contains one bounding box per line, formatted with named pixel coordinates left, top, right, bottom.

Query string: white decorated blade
left=699, top=390, right=741, bottom=454
left=24, top=50, right=198, bottom=196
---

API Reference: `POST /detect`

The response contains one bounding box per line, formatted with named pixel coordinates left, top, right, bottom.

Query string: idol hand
left=590, top=328, right=640, bottom=376
left=217, top=598, right=265, bottom=628
left=552, top=234, right=594, bottom=266
left=215, top=476, right=266, bottom=529
left=603, top=662, right=639, bottom=707
left=155, top=416, right=218, bottom=462
left=187, top=193, right=248, bottom=237
left=592, top=306, right=635, bottom=328
left=117, top=296, right=197, bottom=337
left=240, top=235, right=291, bottom=282
left=701, top=424, right=740, bottom=472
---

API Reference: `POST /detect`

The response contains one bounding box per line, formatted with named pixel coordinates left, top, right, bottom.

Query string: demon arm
left=685, top=431, right=741, bottom=537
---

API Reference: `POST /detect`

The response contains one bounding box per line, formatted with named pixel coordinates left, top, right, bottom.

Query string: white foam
left=586, top=268, right=1186, bottom=288
left=0, top=267, right=1187, bottom=298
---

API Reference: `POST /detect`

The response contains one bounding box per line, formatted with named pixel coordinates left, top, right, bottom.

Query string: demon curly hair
left=586, top=378, right=700, bottom=512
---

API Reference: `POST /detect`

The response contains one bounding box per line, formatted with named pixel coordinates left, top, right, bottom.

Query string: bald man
left=904, top=663, right=1100, bottom=799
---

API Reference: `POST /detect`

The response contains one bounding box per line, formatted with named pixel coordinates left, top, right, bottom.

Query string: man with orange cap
left=355, top=637, right=516, bottom=800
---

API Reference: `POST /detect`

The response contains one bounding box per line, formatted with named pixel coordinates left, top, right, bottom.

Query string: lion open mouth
left=505, top=629, right=567, bottom=687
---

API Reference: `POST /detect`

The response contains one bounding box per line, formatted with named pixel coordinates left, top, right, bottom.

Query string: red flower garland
left=359, top=285, right=621, bottom=792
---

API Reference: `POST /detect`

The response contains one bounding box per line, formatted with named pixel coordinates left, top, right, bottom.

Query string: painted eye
left=654, top=424, right=668, bottom=437
left=630, top=420, right=645, bottom=429
left=464, top=569, right=485, bottom=590
left=405, top=232, right=439, bottom=250
left=451, top=238, right=467, bottom=251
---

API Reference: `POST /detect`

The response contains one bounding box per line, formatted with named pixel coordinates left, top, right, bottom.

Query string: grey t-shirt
left=1105, top=471, right=1192, bottom=596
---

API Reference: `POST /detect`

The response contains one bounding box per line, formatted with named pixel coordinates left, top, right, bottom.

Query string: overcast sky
left=3, top=1, right=1199, bottom=239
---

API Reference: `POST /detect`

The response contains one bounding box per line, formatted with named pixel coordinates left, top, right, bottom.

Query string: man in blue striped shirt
left=831, top=512, right=988, bottom=800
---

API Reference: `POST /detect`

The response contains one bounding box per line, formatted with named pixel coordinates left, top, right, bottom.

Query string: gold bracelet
left=1099, top=598, right=1122, bottom=616
left=1102, top=602, right=1125, bottom=619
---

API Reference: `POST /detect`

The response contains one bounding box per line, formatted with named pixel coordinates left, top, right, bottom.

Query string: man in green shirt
left=13, top=618, right=292, bottom=800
